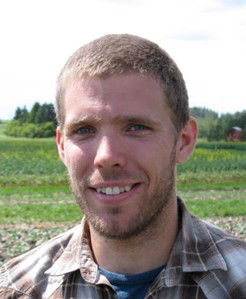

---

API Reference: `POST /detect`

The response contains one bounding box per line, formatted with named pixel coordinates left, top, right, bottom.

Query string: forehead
left=63, top=74, right=172, bottom=124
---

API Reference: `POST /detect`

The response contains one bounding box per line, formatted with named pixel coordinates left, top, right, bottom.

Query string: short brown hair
left=56, top=34, right=189, bottom=131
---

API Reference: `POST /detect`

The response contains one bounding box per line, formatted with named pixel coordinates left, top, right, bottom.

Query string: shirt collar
left=45, top=218, right=100, bottom=283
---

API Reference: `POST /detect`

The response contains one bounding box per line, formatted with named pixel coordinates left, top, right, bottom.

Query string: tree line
left=3, top=103, right=246, bottom=140
left=190, top=107, right=246, bottom=141
left=5, top=102, right=57, bottom=138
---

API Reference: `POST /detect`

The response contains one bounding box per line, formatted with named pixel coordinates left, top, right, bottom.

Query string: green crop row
left=196, top=141, right=246, bottom=151
left=0, top=138, right=65, bottom=175
left=0, top=138, right=246, bottom=176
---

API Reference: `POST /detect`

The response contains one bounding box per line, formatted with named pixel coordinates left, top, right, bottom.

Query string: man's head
left=56, top=34, right=197, bottom=240
left=56, top=34, right=189, bottom=132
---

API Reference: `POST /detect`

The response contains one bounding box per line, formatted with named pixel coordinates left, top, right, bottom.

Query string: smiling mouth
left=95, top=184, right=138, bottom=195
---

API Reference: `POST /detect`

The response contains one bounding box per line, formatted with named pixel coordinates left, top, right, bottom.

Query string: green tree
left=35, top=103, right=56, bottom=124
left=206, top=110, right=246, bottom=141
left=28, top=102, right=41, bottom=123
left=190, top=107, right=218, bottom=139
left=190, top=107, right=218, bottom=120
left=6, top=102, right=57, bottom=138
left=207, top=120, right=225, bottom=141
left=13, top=106, right=29, bottom=124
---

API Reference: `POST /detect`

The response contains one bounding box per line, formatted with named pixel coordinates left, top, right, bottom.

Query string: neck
left=89, top=197, right=178, bottom=274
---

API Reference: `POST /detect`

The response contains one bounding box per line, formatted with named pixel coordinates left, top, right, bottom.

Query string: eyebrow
left=64, top=116, right=101, bottom=134
left=113, top=115, right=160, bottom=127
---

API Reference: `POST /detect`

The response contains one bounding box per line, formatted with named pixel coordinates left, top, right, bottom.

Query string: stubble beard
left=69, top=151, right=176, bottom=241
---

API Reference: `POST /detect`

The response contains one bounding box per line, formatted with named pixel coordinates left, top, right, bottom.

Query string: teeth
left=96, top=185, right=133, bottom=195
left=113, top=187, right=120, bottom=195
left=106, top=187, right=113, bottom=195
left=125, top=185, right=131, bottom=192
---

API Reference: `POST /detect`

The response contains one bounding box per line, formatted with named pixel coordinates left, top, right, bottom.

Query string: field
left=0, top=125, right=245, bottom=265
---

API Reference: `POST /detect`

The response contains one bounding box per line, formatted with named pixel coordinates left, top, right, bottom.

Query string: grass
left=185, top=199, right=246, bottom=217
left=0, top=122, right=8, bottom=137
left=0, top=199, right=245, bottom=224
left=179, top=189, right=246, bottom=201
left=0, top=173, right=68, bottom=187
left=0, top=185, right=70, bottom=196
left=0, top=204, right=82, bottom=224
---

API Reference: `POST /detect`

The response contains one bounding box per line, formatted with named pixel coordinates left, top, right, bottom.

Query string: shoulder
left=0, top=225, right=79, bottom=297
left=199, top=219, right=246, bottom=297
left=203, top=219, right=246, bottom=259
left=176, top=199, right=246, bottom=297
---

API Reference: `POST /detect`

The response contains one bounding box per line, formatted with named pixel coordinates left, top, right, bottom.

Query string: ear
left=56, top=127, right=67, bottom=166
left=175, top=117, right=198, bottom=164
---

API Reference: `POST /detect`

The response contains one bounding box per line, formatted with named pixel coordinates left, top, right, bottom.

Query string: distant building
left=226, top=127, right=243, bottom=142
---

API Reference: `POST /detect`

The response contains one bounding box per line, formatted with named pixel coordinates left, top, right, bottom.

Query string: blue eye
left=128, top=124, right=148, bottom=131
left=76, top=126, right=95, bottom=134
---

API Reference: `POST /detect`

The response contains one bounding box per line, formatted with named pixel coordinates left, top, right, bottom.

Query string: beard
left=69, top=149, right=176, bottom=241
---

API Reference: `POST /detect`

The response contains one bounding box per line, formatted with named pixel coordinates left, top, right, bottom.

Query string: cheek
left=140, top=139, right=174, bottom=179
left=139, top=137, right=172, bottom=163
left=131, top=140, right=167, bottom=176
left=64, top=143, right=92, bottom=174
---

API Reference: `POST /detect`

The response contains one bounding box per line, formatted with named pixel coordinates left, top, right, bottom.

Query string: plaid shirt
left=0, top=199, right=246, bottom=299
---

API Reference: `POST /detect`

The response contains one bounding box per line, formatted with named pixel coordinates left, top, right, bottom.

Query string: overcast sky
left=0, top=0, right=245, bottom=120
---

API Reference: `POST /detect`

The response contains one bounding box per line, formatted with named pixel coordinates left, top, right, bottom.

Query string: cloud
left=221, top=0, right=246, bottom=7
left=171, top=33, right=212, bottom=41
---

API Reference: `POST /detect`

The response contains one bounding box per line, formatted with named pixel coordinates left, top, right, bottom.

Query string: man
left=0, top=34, right=245, bottom=298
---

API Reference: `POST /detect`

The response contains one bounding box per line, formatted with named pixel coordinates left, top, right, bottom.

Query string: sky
left=0, top=0, right=245, bottom=120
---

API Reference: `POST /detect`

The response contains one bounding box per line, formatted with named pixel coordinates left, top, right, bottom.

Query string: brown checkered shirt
left=0, top=199, right=246, bottom=298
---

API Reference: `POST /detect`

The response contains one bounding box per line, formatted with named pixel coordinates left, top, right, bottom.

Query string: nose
left=94, top=135, right=127, bottom=169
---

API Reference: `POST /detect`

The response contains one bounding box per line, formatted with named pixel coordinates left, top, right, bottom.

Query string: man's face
left=57, top=74, right=179, bottom=239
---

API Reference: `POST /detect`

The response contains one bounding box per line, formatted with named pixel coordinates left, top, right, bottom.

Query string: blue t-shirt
left=100, top=265, right=165, bottom=299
